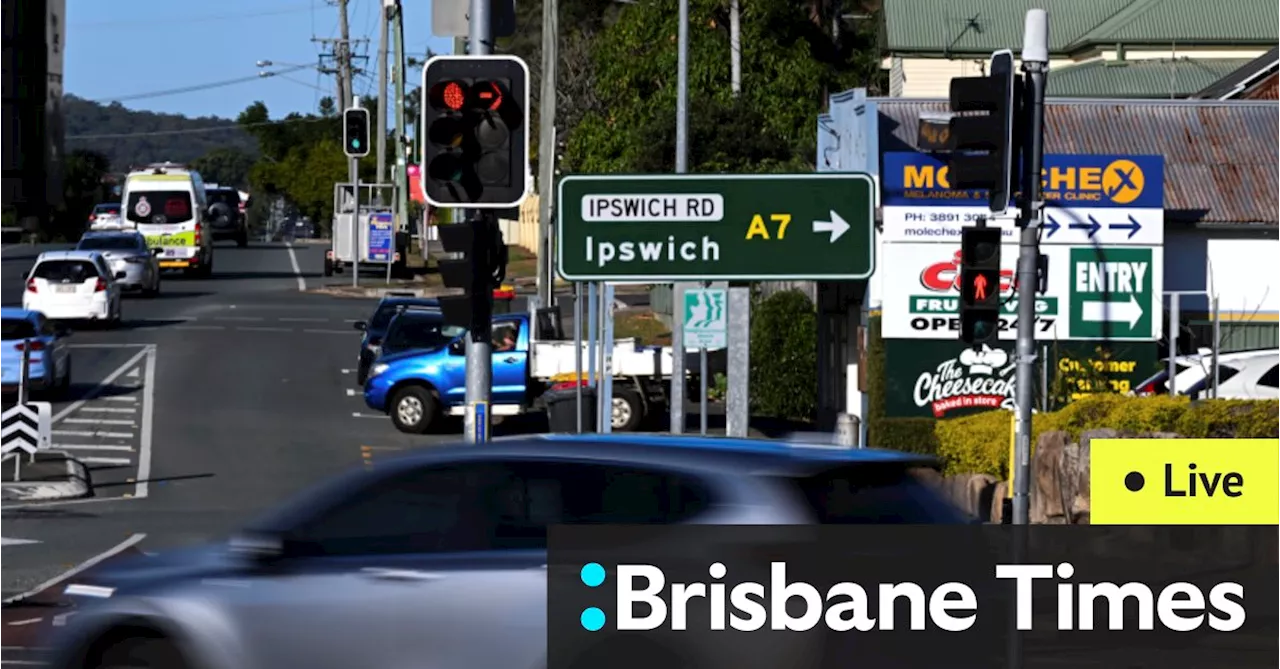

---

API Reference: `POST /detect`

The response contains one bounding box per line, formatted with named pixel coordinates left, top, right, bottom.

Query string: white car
left=1132, top=349, right=1278, bottom=399
left=22, top=250, right=125, bottom=327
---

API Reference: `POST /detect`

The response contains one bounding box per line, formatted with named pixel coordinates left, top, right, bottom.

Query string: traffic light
left=946, top=49, right=1020, bottom=212
left=959, top=225, right=1003, bottom=344
left=421, top=55, right=530, bottom=209
left=438, top=219, right=508, bottom=338
left=343, top=107, right=371, bottom=158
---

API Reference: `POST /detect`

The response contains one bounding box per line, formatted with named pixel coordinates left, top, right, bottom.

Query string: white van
left=121, top=163, right=215, bottom=278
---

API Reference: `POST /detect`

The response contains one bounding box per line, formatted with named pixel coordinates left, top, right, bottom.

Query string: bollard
left=835, top=413, right=861, bottom=448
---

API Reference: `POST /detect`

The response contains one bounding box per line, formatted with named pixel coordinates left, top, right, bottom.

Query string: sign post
left=683, top=287, right=727, bottom=435
left=557, top=172, right=876, bottom=437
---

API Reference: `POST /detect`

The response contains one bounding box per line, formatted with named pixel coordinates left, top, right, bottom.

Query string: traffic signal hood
left=958, top=226, right=1003, bottom=344
left=945, top=50, right=1021, bottom=212
left=343, top=108, right=371, bottom=158
left=421, top=56, right=530, bottom=209
left=437, top=220, right=508, bottom=338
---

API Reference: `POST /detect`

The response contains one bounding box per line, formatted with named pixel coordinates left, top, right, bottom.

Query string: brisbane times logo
left=573, top=561, right=1246, bottom=634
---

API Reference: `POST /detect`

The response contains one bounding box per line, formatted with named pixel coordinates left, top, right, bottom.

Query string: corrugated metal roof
left=875, top=98, right=1279, bottom=225
left=883, top=0, right=1278, bottom=55
left=1195, top=47, right=1280, bottom=99
left=1048, top=58, right=1251, bottom=98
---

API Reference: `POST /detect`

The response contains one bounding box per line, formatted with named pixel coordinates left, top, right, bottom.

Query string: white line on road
left=352, top=412, right=384, bottom=419
left=78, top=456, right=132, bottom=465
left=61, top=418, right=136, bottom=426
left=173, top=325, right=226, bottom=331
left=213, top=316, right=265, bottom=322
left=77, top=407, right=136, bottom=414
left=340, top=368, right=353, bottom=374
left=135, top=346, right=157, bottom=499
left=278, top=317, right=328, bottom=322
left=54, top=444, right=133, bottom=451
left=237, top=326, right=292, bottom=332
left=52, top=348, right=149, bottom=423
left=52, top=430, right=134, bottom=438
left=286, top=242, right=306, bottom=291
left=65, top=343, right=151, bottom=349
left=2, top=533, right=146, bottom=605
left=346, top=388, right=357, bottom=396
left=100, top=396, right=138, bottom=403
left=303, top=329, right=351, bottom=335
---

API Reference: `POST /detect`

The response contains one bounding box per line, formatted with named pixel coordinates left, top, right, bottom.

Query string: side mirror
left=353, top=321, right=367, bottom=332
left=114, top=271, right=127, bottom=280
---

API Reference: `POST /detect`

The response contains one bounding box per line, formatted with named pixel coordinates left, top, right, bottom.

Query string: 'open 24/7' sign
left=555, top=174, right=876, bottom=282
left=1068, top=247, right=1161, bottom=340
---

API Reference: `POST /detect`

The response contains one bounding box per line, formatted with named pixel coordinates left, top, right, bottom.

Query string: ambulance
left=120, top=162, right=215, bottom=277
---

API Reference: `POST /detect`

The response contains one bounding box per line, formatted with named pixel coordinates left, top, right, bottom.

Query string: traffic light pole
left=350, top=97, right=362, bottom=288
left=464, top=0, right=493, bottom=444
left=1012, top=10, right=1049, bottom=527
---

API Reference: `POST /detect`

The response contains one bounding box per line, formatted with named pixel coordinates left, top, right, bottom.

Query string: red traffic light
left=470, top=80, right=506, bottom=111
left=962, top=268, right=1001, bottom=306
left=430, top=81, right=469, bottom=111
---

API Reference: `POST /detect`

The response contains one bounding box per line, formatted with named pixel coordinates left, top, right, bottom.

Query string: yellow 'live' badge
left=1091, top=439, right=1279, bottom=525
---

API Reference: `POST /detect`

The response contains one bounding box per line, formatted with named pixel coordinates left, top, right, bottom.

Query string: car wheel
left=90, top=635, right=188, bottom=669
left=611, top=389, right=645, bottom=432
left=390, top=385, right=436, bottom=434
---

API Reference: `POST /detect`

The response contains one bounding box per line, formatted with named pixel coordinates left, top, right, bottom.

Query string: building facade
left=1, top=0, right=65, bottom=227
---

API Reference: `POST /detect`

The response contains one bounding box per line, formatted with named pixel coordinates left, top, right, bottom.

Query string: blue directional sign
left=368, top=212, right=394, bottom=262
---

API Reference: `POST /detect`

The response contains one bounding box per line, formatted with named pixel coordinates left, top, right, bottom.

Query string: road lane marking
left=101, top=396, right=137, bottom=403
left=237, top=326, right=291, bottom=332
left=302, top=329, right=350, bottom=335
left=53, top=444, right=132, bottom=451
left=52, top=347, right=149, bottom=423
left=352, top=412, right=384, bottom=419
left=286, top=242, right=306, bottom=291
left=51, top=430, right=133, bottom=439
left=340, top=368, right=353, bottom=374
left=173, top=325, right=225, bottom=331
left=1, top=537, right=41, bottom=546
left=136, top=346, right=156, bottom=499
left=78, top=407, right=136, bottom=414
left=279, top=317, right=328, bottom=322
left=346, top=388, right=357, bottom=396
left=61, top=418, right=136, bottom=426
left=213, top=316, right=265, bottom=322
left=2, top=533, right=146, bottom=604
left=78, top=456, right=132, bottom=465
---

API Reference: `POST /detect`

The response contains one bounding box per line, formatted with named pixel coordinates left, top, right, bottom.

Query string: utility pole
left=337, top=0, right=353, bottom=111
left=375, top=1, right=390, bottom=202
left=536, top=0, right=559, bottom=308
left=669, top=0, right=691, bottom=434
left=389, top=1, right=410, bottom=252
left=729, top=0, right=741, bottom=96
left=1013, top=9, right=1049, bottom=526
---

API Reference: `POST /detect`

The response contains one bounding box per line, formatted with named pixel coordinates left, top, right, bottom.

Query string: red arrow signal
left=475, top=81, right=504, bottom=111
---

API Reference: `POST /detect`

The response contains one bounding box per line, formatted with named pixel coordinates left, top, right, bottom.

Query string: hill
left=63, top=95, right=259, bottom=171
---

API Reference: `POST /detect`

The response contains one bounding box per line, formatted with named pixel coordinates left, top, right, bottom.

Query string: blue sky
left=65, top=0, right=455, bottom=120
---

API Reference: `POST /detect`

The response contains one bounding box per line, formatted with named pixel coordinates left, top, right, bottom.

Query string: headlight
left=370, top=363, right=390, bottom=378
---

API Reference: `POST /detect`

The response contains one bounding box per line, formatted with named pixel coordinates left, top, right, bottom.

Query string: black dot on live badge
left=1125, top=471, right=1146, bottom=492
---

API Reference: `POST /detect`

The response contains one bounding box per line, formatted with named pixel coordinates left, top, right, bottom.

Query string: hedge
left=749, top=290, right=818, bottom=422
left=879, top=395, right=1279, bottom=478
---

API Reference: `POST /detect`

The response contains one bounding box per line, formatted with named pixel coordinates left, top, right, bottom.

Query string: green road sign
left=555, top=174, right=876, bottom=281
left=1068, top=246, right=1156, bottom=340
left=683, top=288, right=727, bottom=350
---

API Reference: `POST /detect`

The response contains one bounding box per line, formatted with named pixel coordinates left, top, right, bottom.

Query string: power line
left=66, top=115, right=334, bottom=141
left=72, top=3, right=317, bottom=28
left=93, top=65, right=312, bottom=104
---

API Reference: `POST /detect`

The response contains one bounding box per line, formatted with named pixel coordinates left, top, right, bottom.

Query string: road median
left=1, top=451, right=92, bottom=502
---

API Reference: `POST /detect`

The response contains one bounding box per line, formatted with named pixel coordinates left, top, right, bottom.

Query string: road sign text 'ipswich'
left=555, top=174, right=876, bottom=281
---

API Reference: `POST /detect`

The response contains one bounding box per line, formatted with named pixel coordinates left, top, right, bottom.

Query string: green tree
left=192, top=147, right=255, bottom=189
left=565, top=0, right=883, bottom=174
left=750, top=290, right=818, bottom=421
left=54, top=149, right=111, bottom=240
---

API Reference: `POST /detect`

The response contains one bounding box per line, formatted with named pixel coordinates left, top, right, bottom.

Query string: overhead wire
left=93, top=64, right=312, bottom=104
left=66, top=115, right=334, bottom=141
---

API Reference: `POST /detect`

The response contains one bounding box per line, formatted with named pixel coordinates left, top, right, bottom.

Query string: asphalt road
left=1, top=239, right=477, bottom=659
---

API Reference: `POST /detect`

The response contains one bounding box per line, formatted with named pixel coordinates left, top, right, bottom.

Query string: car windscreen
left=1, top=319, right=37, bottom=340
left=369, top=304, right=404, bottom=332
left=32, top=260, right=101, bottom=283
left=384, top=314, right=465, bottom=351
left=126, top=190, right=192, bottom=225
left=78, top=236, right=143, bottom=251
left=1185, top=363, right=1244, bottom=398
left=783, top=464, right=973, bottom=524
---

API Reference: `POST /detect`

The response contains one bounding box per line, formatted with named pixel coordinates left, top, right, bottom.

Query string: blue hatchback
left=1, top=307, right=72, bottom=399
left=351, top=295, right=439, bottom=385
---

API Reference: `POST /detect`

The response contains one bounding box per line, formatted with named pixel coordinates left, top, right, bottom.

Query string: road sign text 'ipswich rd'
left=555, top=174, right=876, bottom=281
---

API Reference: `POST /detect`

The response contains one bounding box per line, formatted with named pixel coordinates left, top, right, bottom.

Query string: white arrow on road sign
left=1081, top=295, right=1144, bottom=329
left=812, top=210, right=850, bottom=243
left=1, top=537, right=42, bottom=547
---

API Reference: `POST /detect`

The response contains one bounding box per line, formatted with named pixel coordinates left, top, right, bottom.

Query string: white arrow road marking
left=812, top=210, right=850, bottom=243
left=1, top=537, right=41, bottom=546
left=1081, top=295, right=1144, bottom=329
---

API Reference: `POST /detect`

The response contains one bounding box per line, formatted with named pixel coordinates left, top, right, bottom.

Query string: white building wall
left=1165, top=226, right=1280, bottom=320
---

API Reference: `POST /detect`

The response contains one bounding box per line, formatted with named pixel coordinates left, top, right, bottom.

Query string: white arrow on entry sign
left=1081, top=295, right=1144, bottom=329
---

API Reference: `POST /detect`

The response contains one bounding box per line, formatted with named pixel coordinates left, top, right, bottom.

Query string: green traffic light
left=352, top=140, right=361, bottom=149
